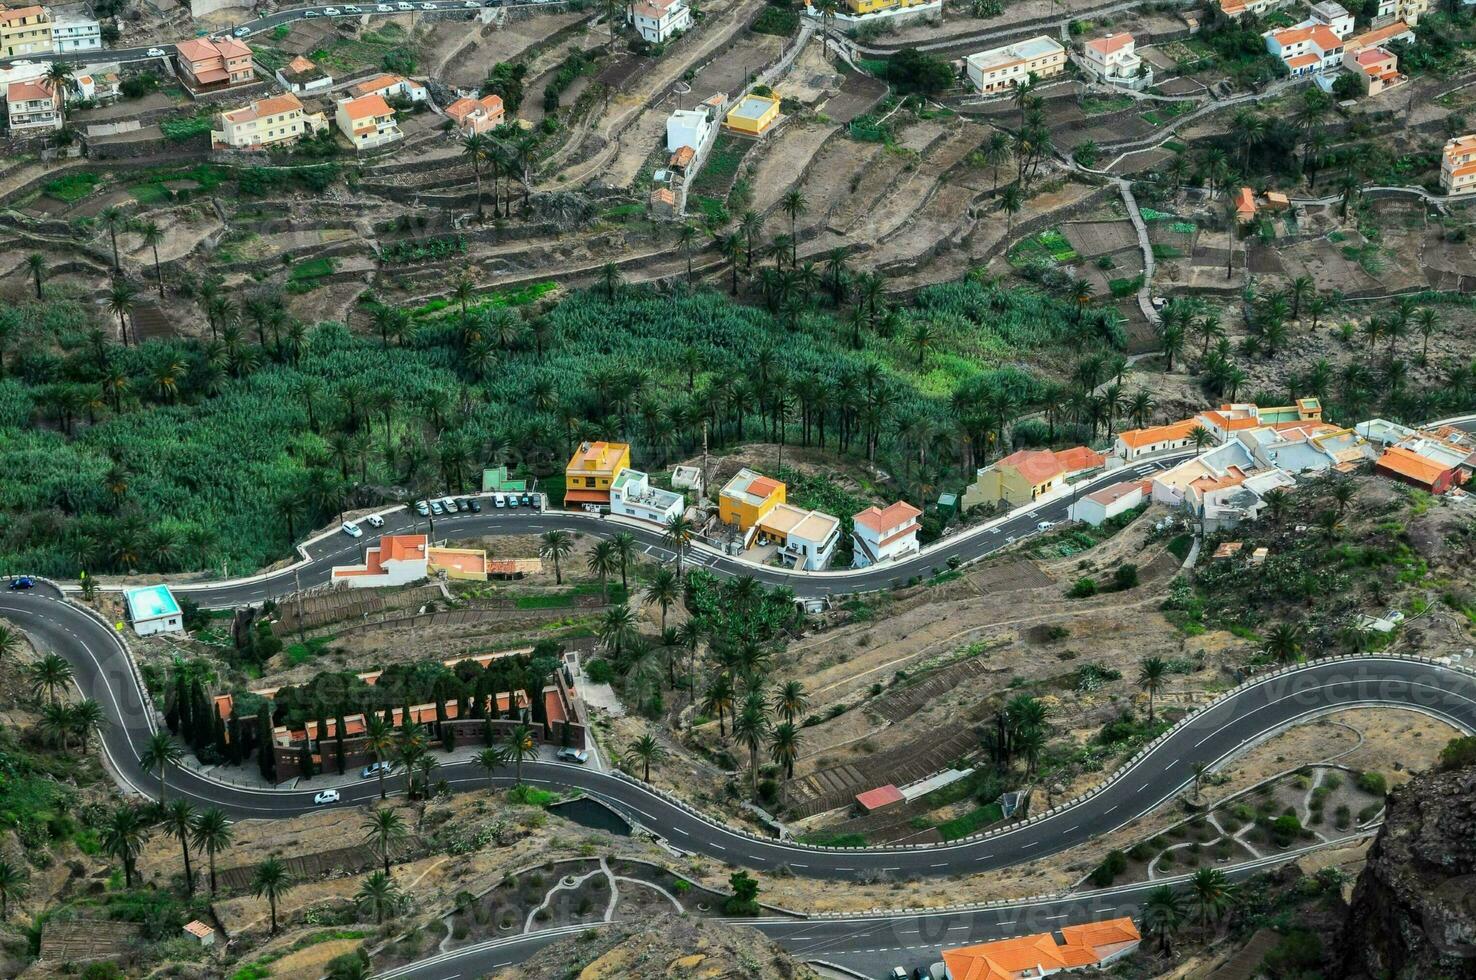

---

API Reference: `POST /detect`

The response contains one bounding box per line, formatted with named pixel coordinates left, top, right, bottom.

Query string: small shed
left=183, top=920, right=216, bottom=946
left=855, top=784, right=905, bottom=813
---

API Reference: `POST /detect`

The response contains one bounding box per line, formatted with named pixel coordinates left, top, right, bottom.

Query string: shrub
left=1270, top=813, right=1304, bottom=846
left=585, top=658, right=615, bottom=683
left=1356, top=771, right=1388, bottom=796
left=1068, top=577, right=1098, bottom=598
left=1112, top=564, right=1139, bottom=590
left=1089, top=849, right=1128, bottom=887
left=1439, top=735, right=1476, bottom=771
left=1335, top=805, right=1351, bottom=830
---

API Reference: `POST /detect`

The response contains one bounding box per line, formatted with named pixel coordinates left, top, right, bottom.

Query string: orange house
left=175, top=36, right=254, bottom=91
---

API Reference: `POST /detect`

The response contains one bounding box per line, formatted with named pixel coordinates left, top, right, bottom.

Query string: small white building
left=1081, top=33, right=1151, bottom=88
left=629, top=0, right=692, bottom=44
left=1308, top=0, right=1355, bottom=36
left=851, top=500, right=922, bottom=568
left=1068, top=479, right=1148, bottom=527
left=610, top=469, right=685, bottom=526
left=330, top=534, right=429, bottom=588
left=275, top=54, right=333, bottom=95
left=665, top=106, right=712, bottom=154
left=671, top=464, right=705, bottom=498
left=50, top=13, right=100, bottom=53
left=125, top=585, right=185, bottom=637
left=349, top=73, right=428, bottom=103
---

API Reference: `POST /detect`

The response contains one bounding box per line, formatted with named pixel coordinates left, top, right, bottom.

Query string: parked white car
left=313, top=789, right=340, bottom=804
left=146, top=47, right=166, bottom=57
left=366, top=514, right=385, bottom=528
left=341, top=521, right=363, bottom=538
left=344, top=3, right=364, bottom=10
left=323, top=6, right=342, bottom=13
left=376, top=2, right=393, bottom=8
left=233, top=26, right=251, bottom=36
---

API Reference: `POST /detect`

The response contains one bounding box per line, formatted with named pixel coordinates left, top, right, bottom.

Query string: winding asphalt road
left=6, top=423, right=1476, bottom=976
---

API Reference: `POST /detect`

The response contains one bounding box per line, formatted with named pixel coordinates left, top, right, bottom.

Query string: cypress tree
left=335, top=713, right=348, bottom=774
left=300, top=744, right=315, bottom=780
left=189, top=679, right=210, bottom=756
left=175, top=673, right=192, bottom=742
left=434, top=682, right=449, bottom=735
left=402, top=699, right=414, bottom=735
left=483, top=716, right=494, bottom=747
left=528, top=671, right=547, bottom=727
left=257, top=704, right=275, bottom=782
left=227, top=715, right=243, bottom=765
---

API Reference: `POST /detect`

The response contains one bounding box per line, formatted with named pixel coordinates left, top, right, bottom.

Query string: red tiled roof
left=564, top=488, right=610, bottom=503
left=853, top=500, right=922, bottom=534
left=1378, top=446, right=1452, bottom=486
left=1054, top=445, right=1105, bottom=473
left=996, top=449, right=1065, bottom=485
left=855, top=784, right=904, bottom=811
left=1087, top=32, right=1133, bottom=54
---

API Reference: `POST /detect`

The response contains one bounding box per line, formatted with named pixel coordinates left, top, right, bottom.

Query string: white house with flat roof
left=1069, top=479, right=1149, bottom=527
left=610, top=469, right=685, bottom=526
left=757, top=503, right=841, bottom=571
left=125, top=585, right=185, bottom=636
left=666, top=106, right=712, bottom=154
left=966, top=36, right=1066, bottom=94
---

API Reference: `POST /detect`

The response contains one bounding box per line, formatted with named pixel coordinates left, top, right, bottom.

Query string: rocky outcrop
left=1340, top=764, right=1476, bottom=979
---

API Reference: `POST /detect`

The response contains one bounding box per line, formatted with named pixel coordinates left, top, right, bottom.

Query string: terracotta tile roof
left=855, top=784, right=904, bottom=810
left=215, top=36, right=252, bottom=59
left=853, top=500, right=922, bottom=534
left=1378, top=446, right=1451, bottom=486
left=353, top=73, right=423, bottom=98
left=380, top=534, right=428, bottom=562
left=1054, top=445, right=1106, bottom=472
left=183, top=920, right=214, bottom=939
left=996, top=448, right=1064, bottom=484
left=1286, top=52, right=1322, bottom=69
left=0, top=5, right=45, bottom=22
left=1347, top=20, right=1410, bottom=50
left=7, top=79, right=53, bottom=102
left=669, top=144, right=695, bottom=167
left=287, top=55, right=318, bottom=73
left=445, top=96, right=480, bottom=122
left=1235, top=186, right=1257, bottom=214
left=341, top=93, right=392, bottom=122
left=749, top=475, right=782, bottom=498
left=223, top=92, right=303, bottom=124
left=1060, top=916, right=1141, bottom=950
left=1086, top=479, right=1149, bottom=505
left=175, top=37, right=222, bottom=62
left=1087, top=32, right=1134, bottom=54
left=1119, top=418, right=1199, bottom=450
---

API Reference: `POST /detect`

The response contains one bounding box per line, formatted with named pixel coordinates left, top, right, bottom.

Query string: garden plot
left=1268, top=237, right=1386, bottom=293
left=686, top=31, right=784, bottom=99
left=1422, top=226, right=1476, bottom=291
left=1062, top=220, right=1139, bottom=258
left=422, top=11, right=590, bottom=89
left=846, top=122, right=973, bottom=246
left=751, top=121, right=842, bottom=217
left=1085, top=764, right=1389, bottom=890
left=819, top=69, right=888, bottom=123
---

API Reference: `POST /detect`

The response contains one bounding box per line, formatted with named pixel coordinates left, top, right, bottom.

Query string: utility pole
left=295, top=567, right=305, bottom=644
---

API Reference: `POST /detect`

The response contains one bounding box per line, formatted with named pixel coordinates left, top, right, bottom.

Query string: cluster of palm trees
left=458, top=127, right=543, bottom=221
left=1138, top=869, right=1238, bottom=955
left=981, top=694, right=1049, bottom=778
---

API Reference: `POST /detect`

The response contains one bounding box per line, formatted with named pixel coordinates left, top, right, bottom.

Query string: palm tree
left=1266, top=622, right=1304, bottom=664
left=191, top=808, right=233, bottom=896
left=1138, top=657, right=1169, bottom=724
left=166, top=799, right=197, bottom=894
left=1191, top=761, right=1211, bottom=801
left=1262, top=487, right=1290, bottom=525
left=252, top=858, right=293, bottom=935
left=1189, top=425, right=1214, bottom=453
left=140, top=221, right=166, bottom=298
left=25, top=253, right=45, bottom=298
left=643, top=566, right=680, bottom=633
left=731, top=697, right=768, bottom=800
left=1141, top=885, right=1186, bottom=954
left=362, top=807, right=408, bottom=877
left=628, top=732, right=664, bottom=781
left=363, top=716, right=397, bottom=800
left=107, top=278, right=137, bottom=347
left=768, top=720, right=801, bottom=802
left=461, top=132, right=489, bottom=218
left=1330, top=479, right=1356, bottom=516
left=600, top=261, right=622, bottom=300
left=661, top=513, right=696, bottom=580
left=0, top=860, right=23, bottom=920
left=507, top=723, right=536, bottom=785
left=141, top=728, right=185, bottom=803
left=99, top=205, right=126, bottom=271
left=771, top=680, right=808, bottom=724
left=1188, top=867, right=1235, bottom=930
left=676, top=223, right=699, bottom=282
left=612, top=531, right=636, bottom=591
left=475, top=744, right=511, bottom=790
left=70, top=698, right=105, bottom=753
left=702, top=671, right=734, bottom=738
left=29, top=653, right=73, bottom=705
left=999, top=185, right=1023, bottom=239
left=356, top=870, right=403, bottom=924
left=539, top=530, right=573, bottom=584
left=1415, top=307, right=1438, bottom=361
left=780, top=189, right=807, bottom=264
left=0, top=624, right=19, bottom=671
left=598, top=603, right=636, bottom=660
left=41, top=702, right=74, bottom=753
left=587, top=540, right=620, bottom=601
left=102, top=804, right=149, bottom=889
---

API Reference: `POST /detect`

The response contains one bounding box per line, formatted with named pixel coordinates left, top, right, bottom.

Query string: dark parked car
left=468, top=498, right=482, bottom=512
left=8, top=576, right=35, bottom=590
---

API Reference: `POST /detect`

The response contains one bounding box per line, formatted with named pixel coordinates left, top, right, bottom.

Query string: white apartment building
left=1441, top=134, right=1476, bottom=196
left=211, top=92, right=327, bottom=150
left=965, top=35, right=1065, bottom=94
left=851, top=500, right=922, bottom=568
left=609, top=469, right=685, bottom=526
left=665, top=105, right=712, bottom=154
left=6, top=77, right=61, bottom=132
left=1081, top=32, right=1151, bottom=88
left=335, top=93, right=402, bottom=150
left=629, top=0, right=691, bottom=43
left=1264, top=22, right=1345, bottom=75
left=50, top=12, right=99, bottom=53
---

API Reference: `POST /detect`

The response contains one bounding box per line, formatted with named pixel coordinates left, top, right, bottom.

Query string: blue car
left=8, top=576, right=35, bottom=590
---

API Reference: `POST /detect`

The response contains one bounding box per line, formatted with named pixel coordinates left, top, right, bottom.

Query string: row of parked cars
left=340, top=493, right=542, bottom=537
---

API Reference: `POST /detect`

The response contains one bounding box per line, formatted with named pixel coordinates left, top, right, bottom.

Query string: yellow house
left=962, top=447, right=1105, bottom=510
left=827, top=0, right=929, bottom=13
left=0, top=5, right=53, bottom=58
left=724, top=90, right=781, bottom=136
left=427, top=546, right=488, bottom=581
left=719, top=468, right=786, bottom=530
left=564, top=441, right=631, bottom=508
left=211, top=93, right=327, bottom=150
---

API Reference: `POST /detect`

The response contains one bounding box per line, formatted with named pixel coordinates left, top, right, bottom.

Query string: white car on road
left=323, top=6, right=341, bottom=12
left=313, top=789, right=340, bottom=804
left=233, top=26, right=251, bottom=36
left=341, top=521, right=363, bottom=538
left=366, top=514, right=385, bottom=528
left=146, top=47, right=166, bottom=57
left=1036, top=520, right=1055, bottom=531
